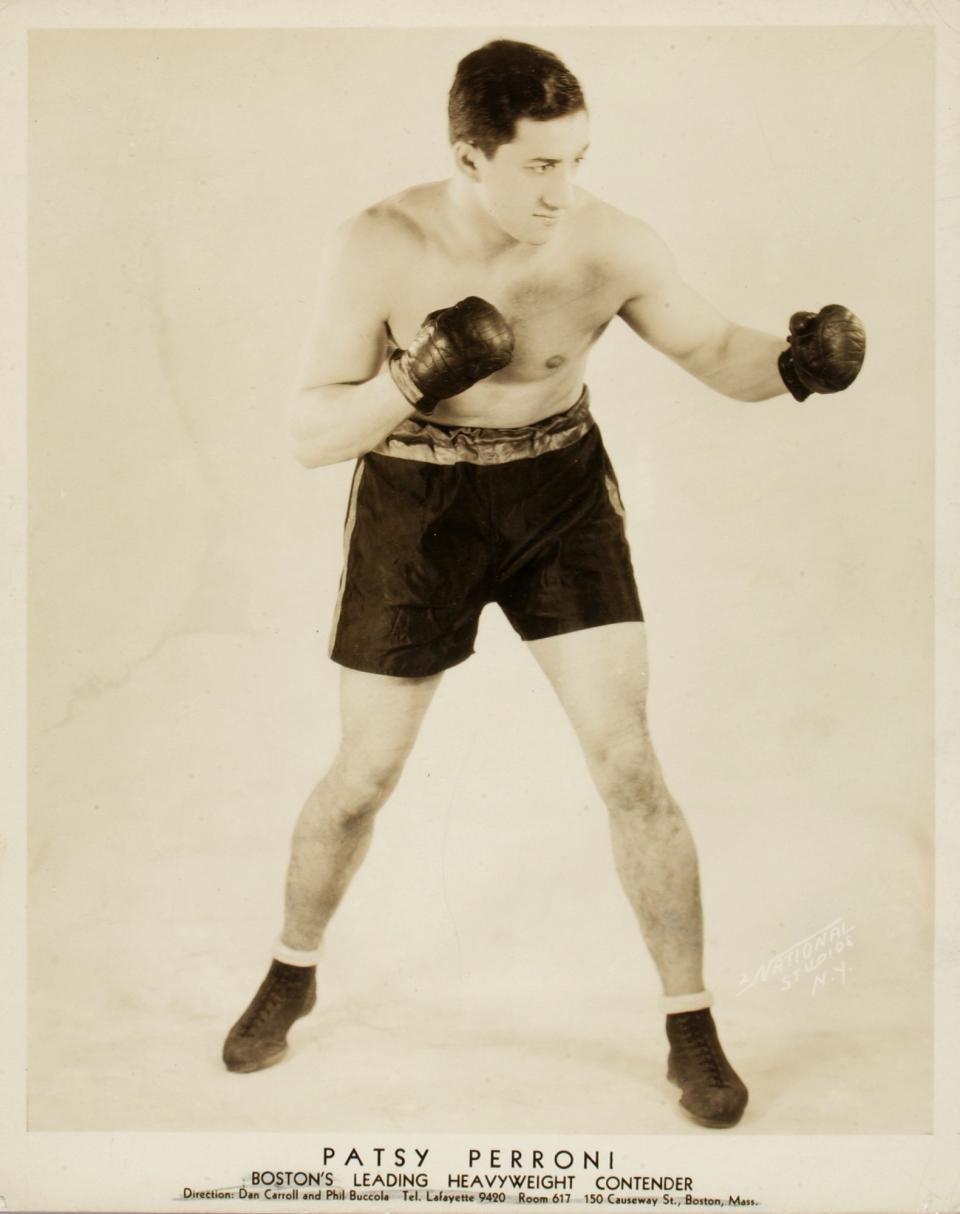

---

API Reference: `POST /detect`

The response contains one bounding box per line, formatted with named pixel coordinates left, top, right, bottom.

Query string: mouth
left=532, top=213, right=562, bottom=224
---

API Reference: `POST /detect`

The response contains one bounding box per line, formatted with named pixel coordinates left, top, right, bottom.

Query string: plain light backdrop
left=27, top=25, right=933, bottom=1132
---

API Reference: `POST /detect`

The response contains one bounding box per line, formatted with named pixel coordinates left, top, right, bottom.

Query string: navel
left=545, top=354, right=566, bottom=369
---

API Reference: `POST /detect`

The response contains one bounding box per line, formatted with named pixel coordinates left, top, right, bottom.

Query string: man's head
left=448, top=39, right=586, bottom=156
left=448, top=40, right=590, bottom=245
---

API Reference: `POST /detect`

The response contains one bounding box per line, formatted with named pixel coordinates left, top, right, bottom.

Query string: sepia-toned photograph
left=4, top=5, right=957, bottom=1212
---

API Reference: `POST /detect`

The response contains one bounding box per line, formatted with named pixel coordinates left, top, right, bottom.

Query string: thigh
left=527, top=621, right=650, bottom=753
left=338, top=666, right=442, bottom=765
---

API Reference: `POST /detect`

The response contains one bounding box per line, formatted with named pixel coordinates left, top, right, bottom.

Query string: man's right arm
left=287, top=212, right=414, bottom=468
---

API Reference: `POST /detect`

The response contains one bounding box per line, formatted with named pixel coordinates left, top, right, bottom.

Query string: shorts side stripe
left=328, top=460, right=366, bottom=657
left=604, top=473, right=627, bottom=519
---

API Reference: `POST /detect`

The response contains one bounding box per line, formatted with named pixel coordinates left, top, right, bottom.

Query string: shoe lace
left=238, top=976, right=299, bottom=1037
left=681, top=1017, right=726, bottom=1084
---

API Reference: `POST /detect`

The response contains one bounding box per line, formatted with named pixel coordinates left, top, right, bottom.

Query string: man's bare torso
left=371, top=182, right=646, bottom=427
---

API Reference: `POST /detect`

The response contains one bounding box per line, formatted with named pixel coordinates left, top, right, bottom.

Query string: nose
left=540, top=167, right=575, bottom=211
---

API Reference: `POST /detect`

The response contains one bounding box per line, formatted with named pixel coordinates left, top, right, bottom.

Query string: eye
left=527, top=163, right=554, bottom=174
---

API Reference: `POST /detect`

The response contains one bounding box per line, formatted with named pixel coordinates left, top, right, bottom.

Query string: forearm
left=688, top=324, right=789, bottom=402
left=287, top=368, right=414, bottom=468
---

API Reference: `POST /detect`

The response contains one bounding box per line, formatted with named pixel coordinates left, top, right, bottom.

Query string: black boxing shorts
left=328, top=387, right=643, bottom=678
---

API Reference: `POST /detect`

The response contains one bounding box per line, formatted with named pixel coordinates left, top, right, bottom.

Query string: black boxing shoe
left=223, top=960, right=317, bottom=1073
left=665, top=1008, right=749, bottom=1128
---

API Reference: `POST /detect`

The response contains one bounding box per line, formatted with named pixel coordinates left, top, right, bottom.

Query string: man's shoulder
left=338, top=183, right=446, bottom=254
left=575, top=193, right=673, bottom=281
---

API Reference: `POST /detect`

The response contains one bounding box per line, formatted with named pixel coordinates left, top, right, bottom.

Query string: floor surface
left=27, top=630, right=933, bottom=1135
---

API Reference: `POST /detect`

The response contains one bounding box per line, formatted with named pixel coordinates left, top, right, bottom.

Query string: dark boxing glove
left=389, top=296, right=514, bottom=414
left=777, top=304, right=866, bottom=402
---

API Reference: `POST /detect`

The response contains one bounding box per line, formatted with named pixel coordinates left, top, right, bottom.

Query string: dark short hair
left=448, top=40, right=586, bottom=156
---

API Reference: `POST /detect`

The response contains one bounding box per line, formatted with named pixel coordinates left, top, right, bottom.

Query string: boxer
left=223, top=40, right=865, bottom=1130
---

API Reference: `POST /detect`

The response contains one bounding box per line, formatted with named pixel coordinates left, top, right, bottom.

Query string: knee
left=326, top=747, right=408, bottom=821
left=586, top=722, right=665, bottom=814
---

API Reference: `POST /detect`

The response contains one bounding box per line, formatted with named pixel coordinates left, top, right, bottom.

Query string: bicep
left=295, top=219, right=390, bottom=392
left=618, top=239, right=734, bottom=375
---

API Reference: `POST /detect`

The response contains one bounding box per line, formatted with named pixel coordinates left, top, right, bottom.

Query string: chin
left=493, top=213, right=555, bottom=246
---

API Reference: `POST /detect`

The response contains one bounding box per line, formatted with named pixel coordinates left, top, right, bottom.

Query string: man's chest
left=386, top=248, right=628, bottom=378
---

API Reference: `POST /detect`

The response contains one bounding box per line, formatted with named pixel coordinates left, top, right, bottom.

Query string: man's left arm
left=618, top=226, right=865, bottom=403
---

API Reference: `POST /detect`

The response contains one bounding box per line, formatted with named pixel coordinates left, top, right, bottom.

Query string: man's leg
left=223, top=666, right=441, bottom=1072
left=282, top=667, right=441, bottom=950
left=527, top=620, right=747, bottom=1127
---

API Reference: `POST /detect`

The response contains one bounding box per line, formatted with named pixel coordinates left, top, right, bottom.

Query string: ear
left=452, top=141, right=485, bottom=181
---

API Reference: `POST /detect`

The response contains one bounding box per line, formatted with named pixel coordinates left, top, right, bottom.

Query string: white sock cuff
left=660, top=989, right=713, bottom=1015
left=273, top=938, right=321, bottom=968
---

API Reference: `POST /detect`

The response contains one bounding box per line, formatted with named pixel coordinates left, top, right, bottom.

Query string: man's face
left=470, top=110, right=591, bottom=245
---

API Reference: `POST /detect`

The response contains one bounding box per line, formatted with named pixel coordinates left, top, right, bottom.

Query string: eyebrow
left=524, top=144, right=591, bottom=165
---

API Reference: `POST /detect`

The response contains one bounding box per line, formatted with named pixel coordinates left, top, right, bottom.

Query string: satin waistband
left=370, top=387, right=593, bottom=466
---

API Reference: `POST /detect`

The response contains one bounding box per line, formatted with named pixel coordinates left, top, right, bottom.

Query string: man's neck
left=443, top=178, right=531, bottom=262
